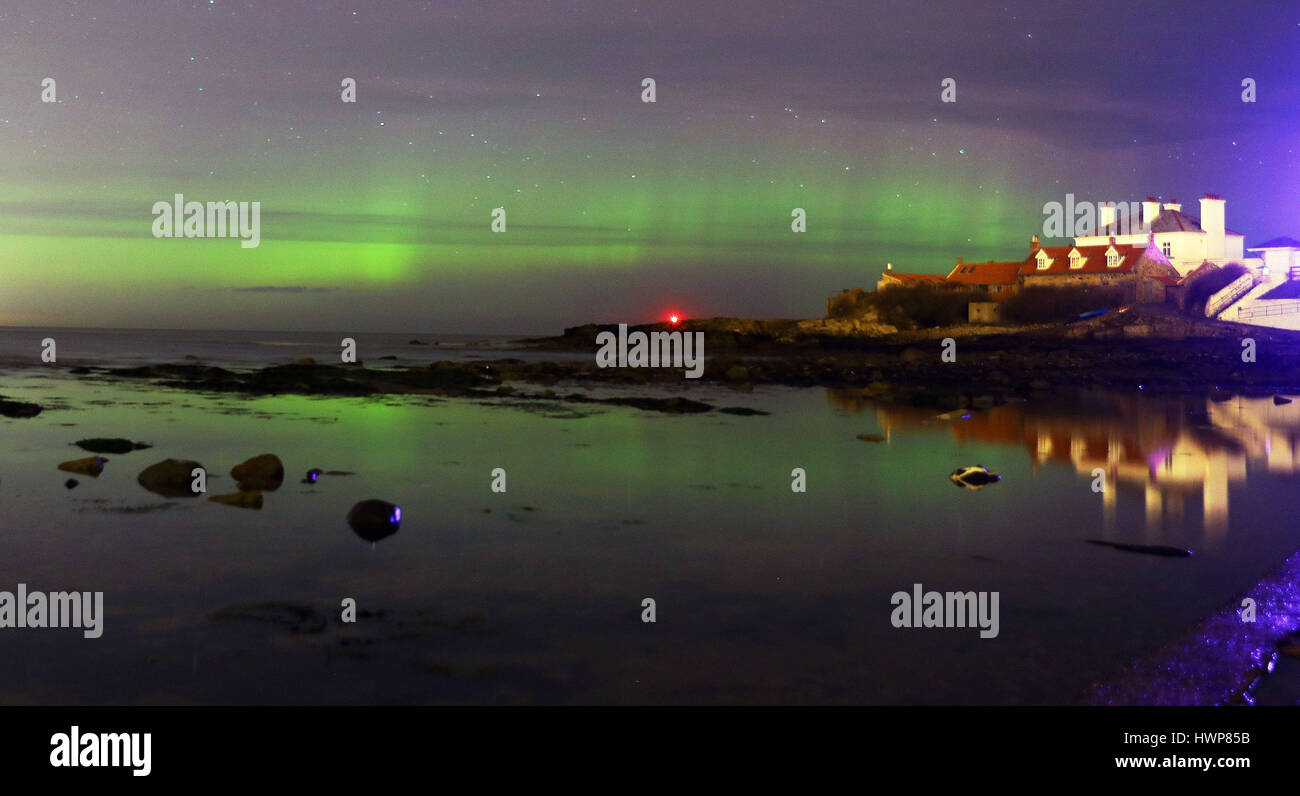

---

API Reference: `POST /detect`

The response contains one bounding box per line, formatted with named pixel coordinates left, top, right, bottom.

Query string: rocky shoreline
left=5, top=306, right=1300, bottom=416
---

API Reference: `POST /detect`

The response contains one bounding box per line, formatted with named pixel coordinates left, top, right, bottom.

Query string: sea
left=1, top=326, right=1299, bottom=704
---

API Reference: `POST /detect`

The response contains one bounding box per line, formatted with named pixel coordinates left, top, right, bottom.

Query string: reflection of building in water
left=838, top=389, right=1300, bottom=537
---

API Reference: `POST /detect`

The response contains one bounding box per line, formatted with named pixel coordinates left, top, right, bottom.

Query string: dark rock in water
left=75, top=438, right=152, bottom=454
left=138, top=459, right=206, bottom=498
left=718, top=406, right=769, bottom=416
left=950, top=465, right=1001, bottom=489
left=69, top=366, right=92, bottom=375
left=1275, top=395, right=1293, bottom=406
left=183, top=354, right=200, bottom=360
left=408, top=339, right=426, bottom=345
left=209, top=490, right=264, bottom=510
left=0, top=398, right=42, bottom=418
left=1086, top=540, right=1194, bottom=558
left=325, top=470, right=355, bottom=476
left=58, top=456, right=107, bottom=477
left=302, top=468, right=324, bottom=484
left=378, top=355, right=398, bottom=360
left=231, top=453, right=284, bottom=491
left=64, top=479, right=78, bottom=489
left=857, top=433, right=886, bottom=442
left=347, top=499, right=401, bottom=542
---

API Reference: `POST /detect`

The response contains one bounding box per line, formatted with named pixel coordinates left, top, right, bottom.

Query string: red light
left=669, top=314, right=679, bottom=324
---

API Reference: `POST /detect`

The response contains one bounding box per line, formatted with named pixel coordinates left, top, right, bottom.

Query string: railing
left=1238, top=299, right=1300, bottom=321
left=1206, top=273, right=1255, bottom=317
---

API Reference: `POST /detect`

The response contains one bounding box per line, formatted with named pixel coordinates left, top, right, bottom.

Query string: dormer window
left=1107, top=254, right=1119, bottom=267
left=1069, top=251, right=1083, bottom=269
left=1035, top=252, right=1051, bottom=270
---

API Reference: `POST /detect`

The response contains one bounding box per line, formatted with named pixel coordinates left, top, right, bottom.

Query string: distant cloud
left=230, top=286, right=337, bottom=294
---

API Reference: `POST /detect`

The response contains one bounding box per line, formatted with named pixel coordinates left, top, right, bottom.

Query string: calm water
left=3, top=335, right=1300, bottom=704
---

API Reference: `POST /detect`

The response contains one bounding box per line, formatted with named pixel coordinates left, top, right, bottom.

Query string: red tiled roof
left=882, top=272, right=946, bottom=285
left=945, top=260, right=1021, bottom=284
left=1019, top=243, right=1145, bottom=276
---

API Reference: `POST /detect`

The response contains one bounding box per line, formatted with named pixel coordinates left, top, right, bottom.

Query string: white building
left=1074, top=194, right=1251, bottom=278
left=1247, top=236, right=1300, bottom=281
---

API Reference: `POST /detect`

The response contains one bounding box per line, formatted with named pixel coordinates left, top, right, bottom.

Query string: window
left=1107, top=254, right=1119, bottom=267
left=1036, top=254, right=1050, bottom=270
left=1069, top=253, right=1083, bottom=269
left=1162, top=241, right=1172, bottom=257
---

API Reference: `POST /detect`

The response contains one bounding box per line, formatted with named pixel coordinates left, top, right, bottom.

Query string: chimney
left=886, top=262, right=892, bottom=272
left=1200, top=193, right=1225, bottom=260
left=1162, top=199, right=1182, bottom=213
left=1142, top=197, right=1161, bottom=228
left=1030, top=234, right=1040, bottom=252
left=1099, top=202, right=1117, bottom=232
left=956, top=257, right=964, bottom=265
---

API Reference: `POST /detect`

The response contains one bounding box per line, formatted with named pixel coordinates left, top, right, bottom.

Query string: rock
left=950, top=465, right=1001, bottom=490
left=378, top=355, right=398, bottom=360
left=408, top=339, right=426, bottom=345
left=717, top=406, right=769, bottom=416
left=59, top=456, right=107, bottom=477
left=69, top=366, right=92, bottom=375
left=0, top=398, right=42, bottom=418
left=302, top=468, right=323, bottom=484
left=209, top=491, right=264, bottom=510
left=856, top=433, right=886, bottom=442
left=231, top=454, right=284, bottom=491
left=74, top=438, right=151, bottom=454
left=1275, top=395, right=1293, bottom=405
left=138, top=459, right=205, bottom=498
left=347, top=499, right=401, bottom=542
left=64, top=479, right=78, bottom=489
left=1086, top=540, right=1193, bottom=558
left=297, top=357, right=316, bottom=365
left=724, top=365, right=749, bottom=381
left=183, top=354, right=199, bottom=360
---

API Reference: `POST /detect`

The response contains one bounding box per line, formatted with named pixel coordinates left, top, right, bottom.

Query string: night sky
left=3, top=0, right=1300, bottom=333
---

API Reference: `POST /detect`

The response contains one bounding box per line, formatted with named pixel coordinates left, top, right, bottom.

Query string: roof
left=945, top=260, right=1021, bottom=284
left=1019, top=243, right=1146, bottom=276
left=881, top=271, right=946, bottom=286
left=1085, top=208, right=1243, bottom=237
left=1249, top=236, right=1300, bottom=250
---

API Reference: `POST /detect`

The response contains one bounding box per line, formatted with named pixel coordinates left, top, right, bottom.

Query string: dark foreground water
left=3, top=349, right=1300, bottom=704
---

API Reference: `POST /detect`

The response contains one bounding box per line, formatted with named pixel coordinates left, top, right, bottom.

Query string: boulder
left=138, top=459, right=205, bottom=498
left=75, top=438, right=151, bottom=454
left=59, top=456, right=107, bottom=477
left=209, top=491, right=264, bottom=510
left=231, top=454, right=284, bottom=491
left=0, top=398, right=41, bottom=418
left=347, top=499, right=401, bottom=542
